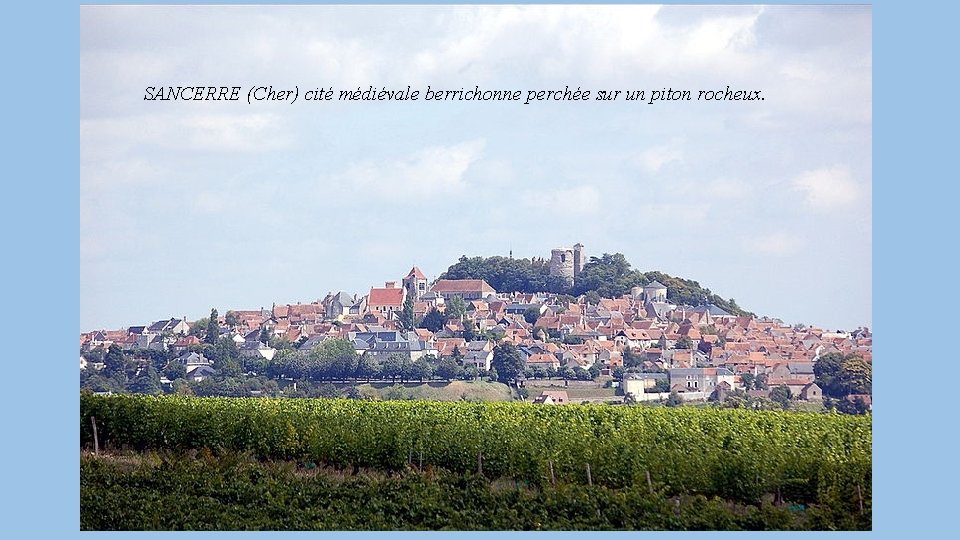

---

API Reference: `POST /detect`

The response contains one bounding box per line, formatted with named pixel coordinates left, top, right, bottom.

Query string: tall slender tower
left=573, top=243, right=585, bottom=281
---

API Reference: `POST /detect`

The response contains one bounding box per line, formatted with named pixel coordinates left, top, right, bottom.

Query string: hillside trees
left=438, top=252, right=749, bottom=315
left=573, top=253, right=644, bottom=298
left=103, top=344, right=130, bottom=376
left=128, top=365, right=162, bottom=395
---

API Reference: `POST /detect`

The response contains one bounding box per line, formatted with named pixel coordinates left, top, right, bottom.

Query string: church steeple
left=403, top=266, right=428, bottom=301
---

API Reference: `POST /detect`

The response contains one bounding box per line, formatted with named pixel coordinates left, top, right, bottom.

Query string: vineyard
left=80, top=394, right=872, bottom=530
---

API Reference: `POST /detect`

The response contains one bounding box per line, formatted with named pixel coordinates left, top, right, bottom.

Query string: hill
left=439, top=252, right=751, bottom=316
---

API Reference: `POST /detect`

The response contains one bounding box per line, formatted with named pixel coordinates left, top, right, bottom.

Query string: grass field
left=349, top=380, right=515, bottom=402
left=524, top=379, right=619, bottom=402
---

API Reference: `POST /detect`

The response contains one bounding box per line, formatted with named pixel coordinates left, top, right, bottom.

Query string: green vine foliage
left=81, top=394, right=870, bottom=513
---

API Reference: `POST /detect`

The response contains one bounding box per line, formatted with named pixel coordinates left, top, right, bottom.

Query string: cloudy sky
left=80, top=4, right=871, bottom=332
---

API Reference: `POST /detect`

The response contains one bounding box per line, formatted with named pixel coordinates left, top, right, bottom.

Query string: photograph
left=79, top=4, right=872, bottom=531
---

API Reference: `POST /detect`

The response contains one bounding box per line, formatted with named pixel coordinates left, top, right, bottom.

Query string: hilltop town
left=80, top=246, right=872, bottom=412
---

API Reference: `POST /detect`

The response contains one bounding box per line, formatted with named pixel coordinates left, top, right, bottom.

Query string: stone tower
left=573, top=243, right=585, bottom=280
left=549, top=247, right=576, bottom=286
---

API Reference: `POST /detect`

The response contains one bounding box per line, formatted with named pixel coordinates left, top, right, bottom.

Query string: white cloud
left=524, top=185, right=601, bottom=216
left=792, top=166, right=859, bottom=210
left=637, top=141, right=684, bottom=173
left=741, top=232, right=804, bottom=256
left=332, top=139, right=485, bottom=198
left=81, top=113, right=289, bottom=157
left=181, top=114, right=290, bottom=152
left=704, top=177, right=750, bottom=200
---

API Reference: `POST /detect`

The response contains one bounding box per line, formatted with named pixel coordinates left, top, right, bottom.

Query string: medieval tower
left=549, top=243, right=585, bottom=286
left=402, top=266, right=428, bottom=302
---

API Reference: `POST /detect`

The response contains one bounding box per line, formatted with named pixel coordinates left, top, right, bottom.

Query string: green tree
left=399, top=294, right=416, bottom=331
left=213, top=335, right=239, bottom=362
left=381, top=353, right=405, bottom=383
left=588, top=363, right=601, bottom=379
left=623, top=346, right=642, bottom=369
left=317, top=383, right=339, bottom=398
left=740, top=372, right=756, bottom=391
left=839, top=356, right=872, bottom=395
left=218, top=357, right=242, bottom=378
left=461, top=324, right=477, bottom=343
left=81, top=372, right=121, bottom=393
left=102, top=344, right=129, bottom=376
left=665, top=391, right=683, bottom=407
left=171, top=378, right=193, bottom=395
left=409, top=357, right=433, bottom=382
left=356, top=353, right=381, bottom=381
left=834, top=395, right=870, bottom=415
left=573, top=253, right=645, bottom=298
left=523, top=305, right=542, bottom=324
left=447, top=296, right=468, bottom=320
left=436, top=357, right=464, bottom=380
left=814, top=352, right=845, bottom=397
left=224, top=311, right=240, bottom=329
left=491, top=343, right=525, bottom=384
left=279, top=350, right=311, bottom=379
left=212, top=336, right=241, bottom=377
left=316, top=338, right=359, bottom=380
left=674, top=336, right=694, bottom=350
left=205, top=308, right=220, bottom=344
left=128, top=365, right=162, bottom=395
left=269, top=335, right=296, bottom=351
left=163, top=361, right=187, bottom=381
left=770, top=385, right=792, bottom=409
left=399, top=356, right=418, bottom=382
left=418, top=308, right=446, bottom=333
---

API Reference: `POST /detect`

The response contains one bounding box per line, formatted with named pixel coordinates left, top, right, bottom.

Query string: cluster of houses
left=81, top=266, right=872, bottom=402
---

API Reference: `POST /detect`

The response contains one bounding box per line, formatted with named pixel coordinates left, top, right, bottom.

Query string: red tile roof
left=368, top=287, right=405, bottom=307
left=431, top=279, right=495, bottom=294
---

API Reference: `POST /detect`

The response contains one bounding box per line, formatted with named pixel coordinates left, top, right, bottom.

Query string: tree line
left=439, top=252, right=750, bottom=315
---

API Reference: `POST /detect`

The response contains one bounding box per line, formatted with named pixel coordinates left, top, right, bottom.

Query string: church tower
left=403, top=266, right=428, bottom=302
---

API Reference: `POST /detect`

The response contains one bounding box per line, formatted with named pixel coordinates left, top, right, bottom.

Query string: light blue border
left=10, top=0, right=949, bottom=537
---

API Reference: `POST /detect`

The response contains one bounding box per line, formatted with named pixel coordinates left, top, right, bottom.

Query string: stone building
left=549, top=243, right=584, bottom=286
